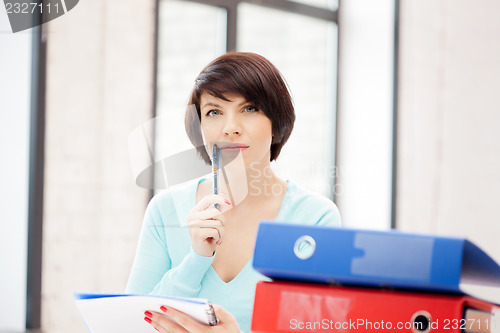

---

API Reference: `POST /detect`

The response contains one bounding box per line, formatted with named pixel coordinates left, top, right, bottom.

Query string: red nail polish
left=144, top=311, right=152, bottom=318
left=155, top=328, right=159, bottom=332
left=160, top=306, right=167, bottom=312
left=144, top=317, right=152, bottom=324
left=225, top=199, right=231, bottom=205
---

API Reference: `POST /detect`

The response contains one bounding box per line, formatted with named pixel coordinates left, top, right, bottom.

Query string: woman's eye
left=206, top=110, right=220, bottom=117
left=244, top=106, right=258, bottom=113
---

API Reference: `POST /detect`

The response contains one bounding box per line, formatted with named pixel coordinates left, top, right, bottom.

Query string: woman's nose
left=223, top=117, right=242, bottom=137
left=225, top=129, right=241, bottom=136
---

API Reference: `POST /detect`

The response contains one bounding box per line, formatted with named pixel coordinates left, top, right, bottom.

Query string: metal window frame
left=155, top=0, right=399, bottom=226
left=182, top=0, right=338, bottom=51
left=25, top=12, right=47, bottom=333
left=391, top=0, right=400, bottom=229
left=153, top=0, right=341, bottom=198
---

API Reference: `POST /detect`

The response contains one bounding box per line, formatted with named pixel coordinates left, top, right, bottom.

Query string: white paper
left=74, top=294, right=213, bottom=333
left=460, top=283, right=500, bottom=306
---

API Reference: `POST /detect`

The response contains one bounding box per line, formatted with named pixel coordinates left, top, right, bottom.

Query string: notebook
left=74, top=293, right=217, bottom=333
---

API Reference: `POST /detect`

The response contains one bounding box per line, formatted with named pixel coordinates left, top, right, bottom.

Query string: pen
left=212, top=144, right=221, bottom=210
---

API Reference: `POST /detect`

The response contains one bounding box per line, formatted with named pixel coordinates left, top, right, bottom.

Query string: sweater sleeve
left=125, top=193, right=214, bottom=297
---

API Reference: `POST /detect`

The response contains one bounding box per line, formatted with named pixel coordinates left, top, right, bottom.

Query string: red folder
left=252, top=281, right=499, bottom=333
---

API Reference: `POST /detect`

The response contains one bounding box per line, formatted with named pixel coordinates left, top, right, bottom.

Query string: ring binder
left=251, top=281, right=500, bottom=333
left=206, top=303, right=218, bottom=326
left=253, top=222, right=500, bottom=302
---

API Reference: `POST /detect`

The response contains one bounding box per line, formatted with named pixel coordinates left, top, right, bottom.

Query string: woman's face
left=200, top=92, right=273, bottom=166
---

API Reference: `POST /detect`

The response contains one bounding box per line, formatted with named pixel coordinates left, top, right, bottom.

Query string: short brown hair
left=185, top=52, right=295, bottom=164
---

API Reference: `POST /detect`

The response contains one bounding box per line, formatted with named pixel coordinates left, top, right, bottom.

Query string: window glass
left=238, top=3, right=338, bottom=198
left=154, top=0, right=338, bottom=198
left=157, top=0, right=223, bottom=109
left=154, top=0, right=224, bottom=191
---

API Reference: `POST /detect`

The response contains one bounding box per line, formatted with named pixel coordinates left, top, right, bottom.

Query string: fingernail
left=144, top=317, right=152, bottom=324
left=144, top=311, right=152, bottom=318
left=155, top=328, right=159, bottom=332
left=225, top=199, right=231, bottom=205
left=160, top=306, right=167, bottom=312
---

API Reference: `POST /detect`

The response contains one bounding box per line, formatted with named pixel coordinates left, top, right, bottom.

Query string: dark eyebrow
left=201, top=102, right=221, bottom=110
left=201, top=99, right=251, bottom=110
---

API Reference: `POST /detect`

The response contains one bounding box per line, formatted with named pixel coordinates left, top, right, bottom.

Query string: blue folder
left=253, top=222, right=500, bottom=295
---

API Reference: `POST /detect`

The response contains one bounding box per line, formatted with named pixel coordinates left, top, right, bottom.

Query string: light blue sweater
left=126, top=178, right=341, bottom=332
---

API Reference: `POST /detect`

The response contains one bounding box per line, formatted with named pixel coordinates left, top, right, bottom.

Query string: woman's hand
left=186, top=194, right=231, bottom=257
left=144, top=304, right=241, bottom=333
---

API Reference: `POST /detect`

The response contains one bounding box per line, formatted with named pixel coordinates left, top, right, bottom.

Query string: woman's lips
left=220, top=144, right=249, bottom=151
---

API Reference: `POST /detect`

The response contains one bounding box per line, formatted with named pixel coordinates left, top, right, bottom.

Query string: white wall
left=336, top=0, right=396, bottom=230
left=42, top=1, right=154, bottom=332
left=397, top=0, right=500, bottom=261
left=0, top=9, right=31, bottom=332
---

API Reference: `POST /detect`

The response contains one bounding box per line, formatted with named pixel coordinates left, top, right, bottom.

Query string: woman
left=126, top=52, right=341, bottom=332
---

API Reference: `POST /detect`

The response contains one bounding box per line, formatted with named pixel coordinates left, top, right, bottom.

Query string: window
left=154, top=0, right=339, bottom=198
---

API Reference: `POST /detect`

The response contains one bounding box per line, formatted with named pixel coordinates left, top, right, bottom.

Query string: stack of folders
left=251, top=222, right=500, bottom=333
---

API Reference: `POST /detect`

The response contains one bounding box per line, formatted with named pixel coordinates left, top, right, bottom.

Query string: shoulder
left=284, top=180, right=336, bottom=212
left=281, top=180, right=341, bottom=227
